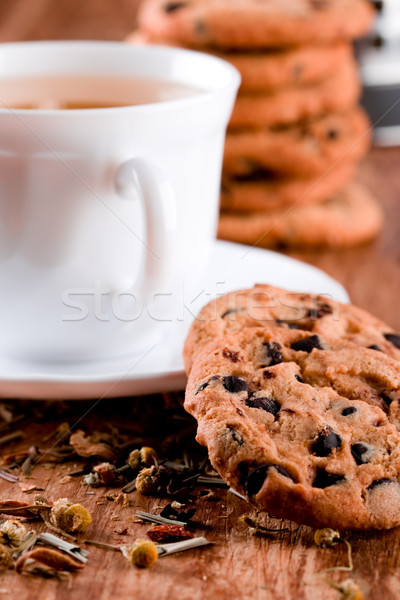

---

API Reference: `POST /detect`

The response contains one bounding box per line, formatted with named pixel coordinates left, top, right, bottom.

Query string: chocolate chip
left=312, top=426, right=342, bottom=457
left=384, top=333, right=400, bottom=349
left=263, top=341, right=283, bottom=366
left=368, top=344, right=382, bottom=352
left=309, top=0, right=329, bottom=9
left=295, top=375, right=305, bottom=383
left=341, top=406, right=357, bottom=416
left=195, top=375, right=220, bottom=394
left=368, top=478, right=394, bottom=491
left=306, top=302, right=333, bottom=319
left=292, top=65, right=303, bottom=80
left=164, top=1, right=187, bottom=13
left=221, top=308, right=244, bottom=319
left=290, top=335, right=324, bottom=353
left=245, top=464, right=292, bottom=496
left=275, top=319, right=299, bottom=330
left=351, top=443, right=371, bottom=465
left=327, top=129, right=338, bottom=140
left=194, top=20, right=206, bottom=35
left=246, top=396, right=280, bottom=416
left=223, top=376, right=248, bottom=394
left=263, top=371, right=276, bottom=380
left=238, top=462, right=249, bottom=487
left=380, top=392, right=393, bottom=407
left=222, top=348, right=240, bottom=363
left=313, top=469, right=345, bottom=489
left=226, top=426, right=243, bottom=446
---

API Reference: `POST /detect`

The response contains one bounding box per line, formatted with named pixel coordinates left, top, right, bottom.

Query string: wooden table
left=0, top=2, right=399, bottom=599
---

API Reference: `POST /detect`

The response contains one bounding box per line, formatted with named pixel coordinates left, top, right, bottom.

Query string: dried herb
left=0, top=544, right=13, bottom=570
left=160, top=504, right=196, bottom=523
left=83, top=472, right=99, bottom=487
left=37, top=533, right=89, bottom=564
left=0, top=470, right=19, bottom=483
left=127, top=447, right=158, bottom=470
left=15, top=547, right=84, bottom=574
left=0, top=520, right=27, bottom=547
left=146, top=524, right=194, bottom=543
left=69, top=431, right=116, bottom=462
left=136, top=511, right=187, bottom=527
left=121, top=539, right=158, bottom=568
left=0, top=431, right=24, bottom=446
left=314, top=528, right=341, bottom=547
left=20, top=446, right=39, bottom=475
left=156, top=537, right=212, bottom=556
left=240, top=515, right=289, bottom=537
left=50, top=498, right=92, bottom=534
left=135, top=466, right=161, bottom=495
left=0, top=500, right=51, bottom=518
left=93, top=462, right=117, bottom=485
left=197, top=476, right=228, bottom=488
left=327, top=578, right=363, bottom=600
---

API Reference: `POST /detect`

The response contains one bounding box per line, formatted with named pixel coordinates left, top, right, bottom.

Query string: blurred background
left=0, top=0, right=399, bottom=325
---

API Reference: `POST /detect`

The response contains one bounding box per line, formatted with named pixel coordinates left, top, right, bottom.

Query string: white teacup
left=0, top=41, right=240, bottom=362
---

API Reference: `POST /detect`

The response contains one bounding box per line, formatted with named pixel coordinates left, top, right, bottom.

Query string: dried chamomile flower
left=0, top=543, right=13, bottom=570
left=121, top=539, right=158, bottom=568
left=127, top=447, right=157, bottom=471
left=0, top=519, right=27, bottom=548
left=127, top=449, right=141, bottom=471
left=140, top=447, right=158, bottom=467
left=93, top=462, right=117, bottom=485
left=50, top=498, right=92, bottom=533
left=333, top=579, right=363, bottom=600
left=135, top=466, right=160, bottom=495
left=83, top=472, right=99, bottom=488
left=314, top=528, right=341, bottom=547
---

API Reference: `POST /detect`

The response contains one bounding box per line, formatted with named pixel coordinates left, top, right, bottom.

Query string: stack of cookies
left=130, top=0, right=382, bottom=249
left=183, top=284, right=400, bottom=529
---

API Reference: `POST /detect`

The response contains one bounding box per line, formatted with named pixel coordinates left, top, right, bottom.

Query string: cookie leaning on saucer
left=218, top=182, right=383, bottom=249
left=185, top=327, right=400, bottom=529
left=183, top=283, right=400, bottom=375
left=223, top=108, right=370, bottom=177
left=229, top=60, right=360, bottom=129
left=137, top=0, right=375, bottom=49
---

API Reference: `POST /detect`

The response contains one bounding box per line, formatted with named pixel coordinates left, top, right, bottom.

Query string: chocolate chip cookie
left=223, top=108, right=370, bottom=177
left=138, top=0, right=375, bottom=50
left=229, top=61, right=360, bottom=129
left=220, top=162, right=356, bottom=212
left=183, top=283, right=400, bottom=375
left=218, top=182, right=383, bottom=249
left=185, top=326, right=400, bottom=529
left=128, top=30, right=354, bottom=93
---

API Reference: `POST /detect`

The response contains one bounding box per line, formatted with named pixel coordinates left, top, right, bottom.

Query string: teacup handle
left=114, top=157, right=177, bottom=301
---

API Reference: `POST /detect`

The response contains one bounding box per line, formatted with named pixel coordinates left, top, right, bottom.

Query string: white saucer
left=1, top=241, right=349, bottom=400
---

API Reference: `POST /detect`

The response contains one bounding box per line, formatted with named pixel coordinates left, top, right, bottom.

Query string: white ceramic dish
left=0, top=241, right=349, bottom=400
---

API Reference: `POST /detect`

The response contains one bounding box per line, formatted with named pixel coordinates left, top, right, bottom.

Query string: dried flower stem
left=197, top=476, right=228, bottom=488
left=38, top=533, right=89, bottom=563
left=84, top=540, right=121, bottom=552
left=136, top=511, right=187, bottom=527
left=0, top=431, right=24, bottom=445
left=228, top=488, right=248, bottom=502
left=157, top=537, right=212, bottom=556
left=0, top=469, right=19, bottom=483
left=121, top=479, right=137, bottom=494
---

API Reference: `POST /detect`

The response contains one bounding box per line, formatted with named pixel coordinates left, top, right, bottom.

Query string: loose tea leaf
left=15, top=547, right=84, bottom=573
left=69, top=431, right=116, bottom=462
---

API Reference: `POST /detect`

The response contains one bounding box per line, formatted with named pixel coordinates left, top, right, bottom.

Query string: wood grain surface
left=0, top=1, right=399, bottom=599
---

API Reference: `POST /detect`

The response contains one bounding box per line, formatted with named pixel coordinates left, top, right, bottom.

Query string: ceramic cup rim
left=0, top=40, right=241, bottom=117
